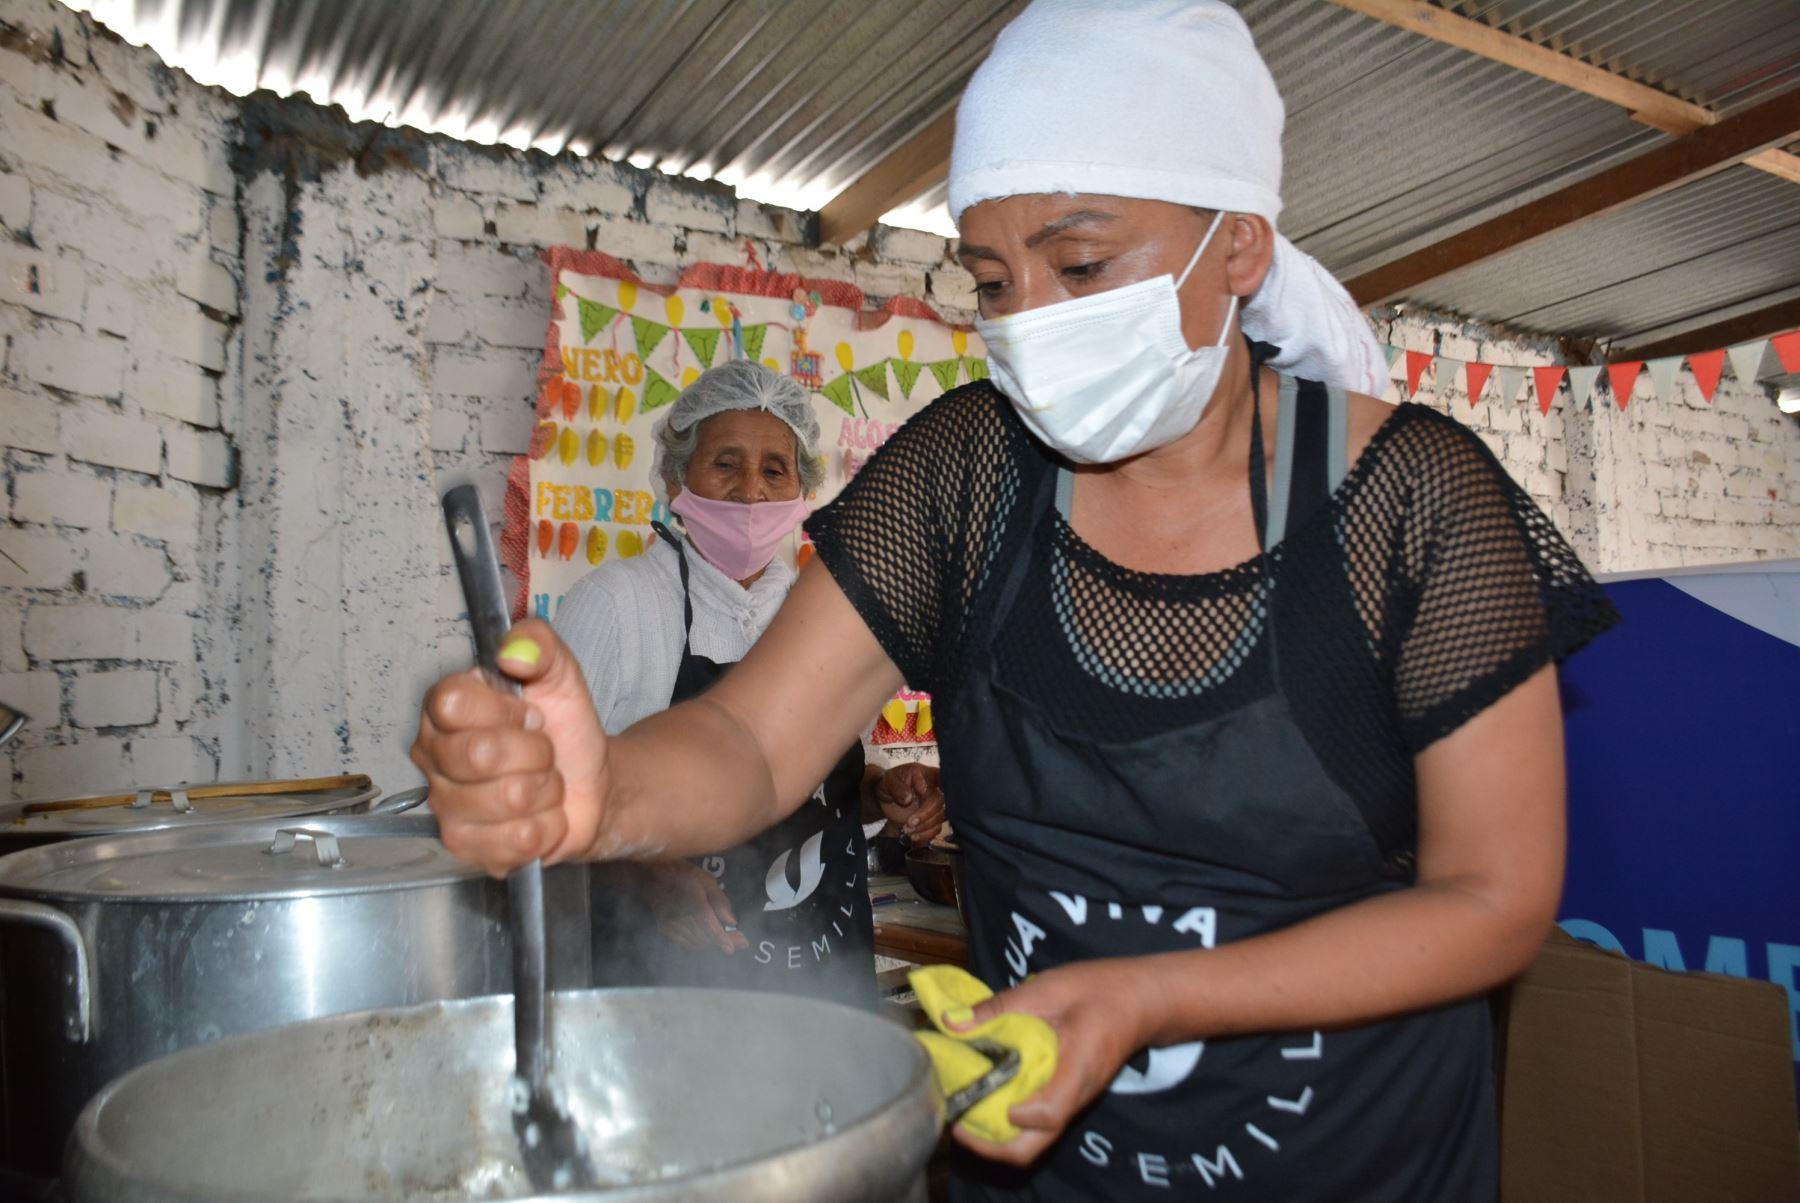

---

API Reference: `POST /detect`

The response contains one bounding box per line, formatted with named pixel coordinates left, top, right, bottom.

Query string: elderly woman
left=414, top=2, right=1616, bottom=1198
left=551, top=358, right=943, bottom=1008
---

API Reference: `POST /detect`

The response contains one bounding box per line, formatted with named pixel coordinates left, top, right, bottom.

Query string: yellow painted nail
left=945, top=1006, right=974, bottom=1026
left=498, top=637, right=541, bottom=666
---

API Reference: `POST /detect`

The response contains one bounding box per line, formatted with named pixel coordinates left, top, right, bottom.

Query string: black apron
left=943, top=376, right=1497, bottom=1200
left=647, top=524, right=878, bottom=1011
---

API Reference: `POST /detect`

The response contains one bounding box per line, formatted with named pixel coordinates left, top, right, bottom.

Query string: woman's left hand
left=874, top=762, right=946, bottom=842
left=946, top=957, right=1168, bottom=1166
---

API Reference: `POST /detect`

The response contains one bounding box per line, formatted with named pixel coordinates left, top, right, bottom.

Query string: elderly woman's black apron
left=943, top=381, right=1497, bottom=1200
left=650, top=525, right=878, bottom=1012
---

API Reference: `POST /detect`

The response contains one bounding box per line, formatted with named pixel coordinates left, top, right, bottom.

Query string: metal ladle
left=441, top=484, right=599, bottom=1192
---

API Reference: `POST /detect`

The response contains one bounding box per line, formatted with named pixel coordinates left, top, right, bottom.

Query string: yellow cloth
left=909, top=965, right=1058, bottom=1143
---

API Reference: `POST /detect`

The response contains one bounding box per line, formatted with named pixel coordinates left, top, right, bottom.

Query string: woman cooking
left=554, top=358, right=943, bottom=1008
left=413, top=1, right=1616, bottom=1197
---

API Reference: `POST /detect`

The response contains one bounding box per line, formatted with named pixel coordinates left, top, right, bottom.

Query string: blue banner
left=1557, top=563, right=1800, bottom=1095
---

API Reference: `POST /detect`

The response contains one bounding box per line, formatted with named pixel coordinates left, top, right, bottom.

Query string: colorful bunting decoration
left=1496, top=364, right=1527, bottom=405
left=821, top=374, right=857, bottom=416
left=1774, top=330, right=1800, bottom=373
left=1727, top=341, right=1768, bottom=387
left=1532, top=366, right=1566, bottom=415
left=631, top=315, right=671, bottom=361
left=853, top=363, right=890, bottom=401
left=577, top=298, right=618, bottom=343
left=1373, top=325, right=1795, bottom=417
left=1568, top=365, right=1602, bottom=409
left=1464, top=361, right=1494, bottom=406
left=892, top=358, right=923, bottom=398
left=1605, top=361, right=1643, bottom=411
left=1644, top=356, right=1682, bottom=403
left=928, top=358, right=963, bottom=392
left=1405, top=350, right=1432, bottom=399
left=681, top=326, right=721, bottom=369
left=964, top=357, right=989, bottom=382
left=1688, top=349, right=1726, bottom=403
left=739, top=323, right=768, bottom=362
left=640, top=366, right=681, bottom=412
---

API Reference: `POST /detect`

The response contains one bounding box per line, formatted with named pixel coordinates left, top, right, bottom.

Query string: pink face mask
left=668, top=489, right=810, bottom=581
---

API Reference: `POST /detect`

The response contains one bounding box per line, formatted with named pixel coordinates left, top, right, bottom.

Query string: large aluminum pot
left=0, top=815, right=589, bottom=1175
left=65, top=987, right=939, bottom=1203
left=0, top=775, right=385, bottom=855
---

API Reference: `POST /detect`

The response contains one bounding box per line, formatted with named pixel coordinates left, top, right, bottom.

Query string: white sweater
left=552, top=534, right=796, bottom=734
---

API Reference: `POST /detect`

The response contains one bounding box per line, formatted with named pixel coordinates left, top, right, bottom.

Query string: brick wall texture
left=2, top=0, right=1796, bottom=799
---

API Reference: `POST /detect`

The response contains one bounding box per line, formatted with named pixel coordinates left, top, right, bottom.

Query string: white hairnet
left=651, top=359, right=824, bottom=496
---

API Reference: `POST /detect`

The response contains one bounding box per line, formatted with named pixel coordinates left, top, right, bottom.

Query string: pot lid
left=0, top=779, right=379, bottom=837
left=0, top=817, right=476, bottom=901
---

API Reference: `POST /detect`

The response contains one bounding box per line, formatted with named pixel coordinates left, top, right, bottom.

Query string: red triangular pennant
left=1532, top=366, right=1566, bottom=415
left=1464, top=361, right=1494, bottom=407
left=1405, top=350, right=1431, bottom=399
left=1772, top=330, right=1800, bottom=373
left=1687, top=349, right=1725, bottom=403
left=1606, top=361, right=1643, bottom=411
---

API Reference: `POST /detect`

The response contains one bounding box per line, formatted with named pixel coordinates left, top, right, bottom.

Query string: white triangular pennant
left=1434, top=355, right=1460, bottom=398
left=1568, top=365, right=1602, bottom=408
left=1644, top=356, right=1682, bottom=402
left=1726, top=340, right=1768, bottom=386
left=1495, top=365, right=1527, bottom=404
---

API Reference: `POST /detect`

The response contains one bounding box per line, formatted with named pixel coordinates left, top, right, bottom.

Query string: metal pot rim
left=67, top=987, right=941, bottom=1203
left=0, top=782, right=381, bottom=837
left=0, top=814, right=463, bottom=903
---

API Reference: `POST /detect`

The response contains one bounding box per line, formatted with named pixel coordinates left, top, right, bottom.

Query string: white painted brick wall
left=70, top=668, right=158, bottom=727
left=0, top=1, right=239, bottom=800
left=11, top=466, right=110, bottom=528
left=62, top=405, right=161, bottom=473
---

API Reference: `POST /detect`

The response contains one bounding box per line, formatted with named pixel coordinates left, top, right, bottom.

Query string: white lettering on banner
left=755, top=941, right=774, bottom=965
left=811, top=934, right=832, bottom=960
left=1080, top=1130, right=1113, bottom=1168
left=1142, top=905, right=1164, bottom=923
left=1245, top=1123, right=1279, bottom=1152
left=1137, top=1152, right=1171, bottom=1188
left=1191, top=1146, right=1244, bottom=1188
left=788, top=945, right=802, bottom=969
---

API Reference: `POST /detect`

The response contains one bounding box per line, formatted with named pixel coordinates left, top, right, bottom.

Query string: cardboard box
left=1498, top=929, right=1800, bottom=1202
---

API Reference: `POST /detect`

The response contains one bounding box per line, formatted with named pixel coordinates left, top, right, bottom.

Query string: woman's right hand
left=411, top=619, right=610, bottom=876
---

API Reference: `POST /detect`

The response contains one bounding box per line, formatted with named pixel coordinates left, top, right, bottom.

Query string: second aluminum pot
left=0, top=814, right=589, bottom=1175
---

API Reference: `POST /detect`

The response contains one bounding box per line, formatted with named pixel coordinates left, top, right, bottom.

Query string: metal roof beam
left=1326, top=0, right=1800, bottom=186
left=816, top=107, right=956, bottom=246
left=1344, top=86, right=1800, bottom=305
left=1616, top=294, right=1800, bottom=362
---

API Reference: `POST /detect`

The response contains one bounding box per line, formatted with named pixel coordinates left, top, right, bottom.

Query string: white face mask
left=975, top=210, right=1237, bottom=464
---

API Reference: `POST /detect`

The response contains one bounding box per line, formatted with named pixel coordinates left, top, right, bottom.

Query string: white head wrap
left=948, top=0, right=1387, bottom=396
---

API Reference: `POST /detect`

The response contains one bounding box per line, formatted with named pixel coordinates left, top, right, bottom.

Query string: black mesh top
left=806, top=380, right=1618, bottom=862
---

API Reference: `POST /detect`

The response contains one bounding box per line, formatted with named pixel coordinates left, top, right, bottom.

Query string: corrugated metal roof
left=70, top=0, right=1800, bottom=345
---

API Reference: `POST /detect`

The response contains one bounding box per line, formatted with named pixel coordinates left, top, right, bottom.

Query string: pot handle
left=266, top=827, right=347, bottom=868
left=366, top=786, right=428, bottom=816
left=0, top=900, right=92, bottom=1042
